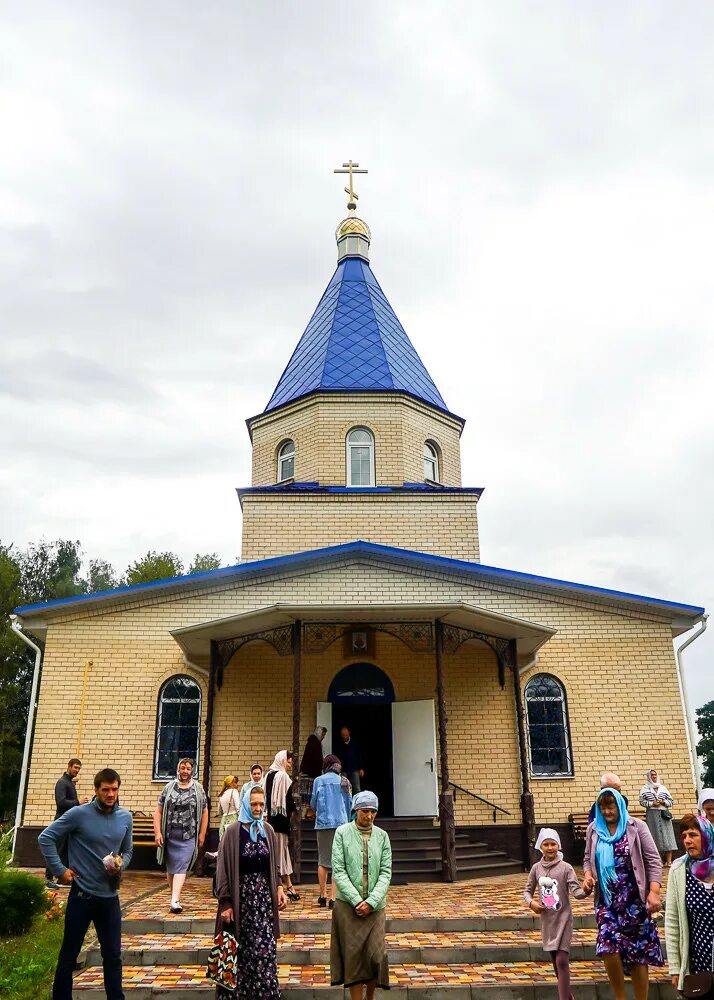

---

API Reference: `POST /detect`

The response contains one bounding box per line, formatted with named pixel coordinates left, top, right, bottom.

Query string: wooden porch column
left=289, top=620, right=302, bottom=882
left=435, top=620, right=456, bottom=882
left=509, top=639, right=536, bottom=869
left=197, top=641, right=218, bottom=873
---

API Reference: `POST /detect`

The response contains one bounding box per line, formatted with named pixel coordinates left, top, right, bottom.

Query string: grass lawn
left=0, top=911, right=65, bottom=1000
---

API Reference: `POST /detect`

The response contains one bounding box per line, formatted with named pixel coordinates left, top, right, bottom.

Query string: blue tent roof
left=264, top=257, right=450, bottom=414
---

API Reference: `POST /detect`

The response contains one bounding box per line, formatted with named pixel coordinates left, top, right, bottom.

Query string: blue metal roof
left=14, top=540, right=704, bottom=623
left=264, top=258, right=449, bottom=414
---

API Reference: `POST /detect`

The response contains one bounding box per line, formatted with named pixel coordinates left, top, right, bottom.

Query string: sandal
left=286, top=888, right=301, bottom=901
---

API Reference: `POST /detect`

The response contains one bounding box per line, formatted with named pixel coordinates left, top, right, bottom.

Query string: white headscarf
left=699, top=788, right=714, bottom=812
left=643, top=768, right=671, bottom=797
left=535, top=827, right=563, bottom=861
left=267, top=750, right=292, bottom=816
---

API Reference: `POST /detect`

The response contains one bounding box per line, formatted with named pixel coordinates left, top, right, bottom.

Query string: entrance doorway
left=328, top=663, right=395, bottom=816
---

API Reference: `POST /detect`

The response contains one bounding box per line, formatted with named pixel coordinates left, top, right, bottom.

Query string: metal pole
left=510, top=640, right=535, bottom=869
left=435, top=620, right=456, bottom=882
left=290, top=621, right=302, bottom=882
left=675, top=616, right=708, bottom=796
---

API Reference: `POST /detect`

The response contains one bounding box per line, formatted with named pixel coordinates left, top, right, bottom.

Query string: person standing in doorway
left=337, top=725, right=364, bottom=795
left=38, top=767, right=132, bottom=1000
left=330, top=790, right=392, bottom=999
left=298, top=726, right=327, bottom=818
left=153, top=757, right=208, bottom=913
left=311, top=754, right=352, bottom=908
left=45, top=757, right=89, bottom=888
left=265, top=750, right=300, bottom=901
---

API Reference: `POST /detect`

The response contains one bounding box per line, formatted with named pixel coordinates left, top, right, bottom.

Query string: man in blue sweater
left=38, top=767, right=133, bottom=1000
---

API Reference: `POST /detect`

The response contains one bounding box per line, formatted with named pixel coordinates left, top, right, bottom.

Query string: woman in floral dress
left=215, top=786, right=287, bottom=999
left=583, top=787, right=664, bottom=1000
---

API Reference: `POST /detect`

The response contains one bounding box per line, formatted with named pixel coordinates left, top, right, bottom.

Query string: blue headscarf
left=239, top=788, right=266, bottom=843
left=594, top=786, right=630, bottom=903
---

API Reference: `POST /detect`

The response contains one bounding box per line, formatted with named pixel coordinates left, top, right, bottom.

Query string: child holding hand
left=524, top=828, right=592, bottom=1000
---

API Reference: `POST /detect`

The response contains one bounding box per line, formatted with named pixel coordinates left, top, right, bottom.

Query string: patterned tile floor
left=118, top=928, right=599, bottom=951
left=122, top=870, right=612, bottom=922
left=73, top=961, right=671, bottom=990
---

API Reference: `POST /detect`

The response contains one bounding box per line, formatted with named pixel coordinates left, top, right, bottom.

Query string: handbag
left=206, top=926, right=239, bottom=991
left=661, top=809, right=673, bottom=821
left=682, top=939, right=714, bottom=999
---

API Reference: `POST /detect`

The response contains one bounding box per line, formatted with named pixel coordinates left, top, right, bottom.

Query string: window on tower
left=277, top=439, right=295, bottom=482
left=424, top=441, right=440, bottom=482
left=346, top=427, right=375, bottom=487
left=154, top=675, right=202, bottom=780
left=524, top=674, right=573, bottom=777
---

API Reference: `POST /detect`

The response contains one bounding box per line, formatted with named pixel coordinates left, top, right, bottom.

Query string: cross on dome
left=334, top=159, right=368, bottom=210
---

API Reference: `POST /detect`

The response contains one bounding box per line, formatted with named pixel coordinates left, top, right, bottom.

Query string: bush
left=0, top=870, right=47, bottom=936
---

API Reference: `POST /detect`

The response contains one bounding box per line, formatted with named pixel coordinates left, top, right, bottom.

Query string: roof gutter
left=675, top=614, right=708, bottom=796
left=9, top=615, right=43, bottom=855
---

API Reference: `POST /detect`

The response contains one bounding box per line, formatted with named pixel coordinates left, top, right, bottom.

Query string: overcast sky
left=1, top=3, right=711, bottom=722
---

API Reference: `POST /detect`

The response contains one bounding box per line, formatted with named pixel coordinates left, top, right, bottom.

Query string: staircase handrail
left=448, top=781, right=512, bottom=824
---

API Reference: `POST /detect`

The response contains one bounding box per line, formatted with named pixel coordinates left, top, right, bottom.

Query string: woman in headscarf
left=330, top=790, right=392, bottom=1000
left=583, top=787, right=664, bottom=1000
left=698, top=788, right=714, bottom=825
left=214, top=783, right=287, bottom=999
left=264, top=750, right=299, bottom=901
left=297, top=727, right=327, bottom=820
left=239, top=763, right=264, bottom=806
left=218, top=775, right=241, bottom=841
left=639, top=767, right=677, bottom=866
left=665, top=814, right=714, bottom=991
left=153, top=757, right=208, bottom=913
left=310, top=754, right=353, bottom=908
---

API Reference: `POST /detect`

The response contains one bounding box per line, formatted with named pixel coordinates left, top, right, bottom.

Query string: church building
left=13, top=170, right=705, bottom=877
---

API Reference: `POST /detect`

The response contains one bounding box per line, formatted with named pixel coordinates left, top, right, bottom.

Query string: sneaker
left=318, top=896, right=327, bottom=907
left=45, top=878, right=58, bottom=890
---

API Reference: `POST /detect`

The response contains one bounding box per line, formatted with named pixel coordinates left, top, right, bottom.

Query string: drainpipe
left=10, top=615, right=43, bottom=855
left=675, top=615, right=708, bottom=797
left=182, top=654, right=209, bottom=678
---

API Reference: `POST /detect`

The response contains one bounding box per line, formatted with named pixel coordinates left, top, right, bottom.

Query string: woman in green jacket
left=665, top=813, right=714, bottom=991
left=330, top=790, right=392, bottom=999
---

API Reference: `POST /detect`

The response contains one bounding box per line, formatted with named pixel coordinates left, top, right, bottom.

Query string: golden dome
left=335, top=215, right=371, bottom=241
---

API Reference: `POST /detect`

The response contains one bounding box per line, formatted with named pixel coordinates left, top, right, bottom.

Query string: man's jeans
left=53, top=884, right=123, bottom=999
left=347, top=770, right=361, bottom=794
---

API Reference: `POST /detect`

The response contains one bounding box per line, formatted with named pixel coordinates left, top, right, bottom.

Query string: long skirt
left=274, top=832, right=293, bottom=878
left=645, top=808, right=678, bottom=852
left=165, top=834, right=196, bottom=874
left=219, top=813, right=239, bottom=841
left=330, top=898, right=390, bottom=989
left=217, top=872, right=281, bottom=1000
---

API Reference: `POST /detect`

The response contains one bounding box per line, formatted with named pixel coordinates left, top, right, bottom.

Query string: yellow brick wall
left=240, top=494, right=480, bottom=562
left=248, top=394, right=464, bottom=488
left=22, top=559, right=696, bottom=833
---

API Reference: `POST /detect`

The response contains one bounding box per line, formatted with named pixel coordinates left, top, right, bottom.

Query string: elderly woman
left=310, top=753, right=352, bottom=908
left=215, top=784, right=287, bottom=999
left=665, top=814, right=714, bottom=991
left=264, top=750, right=299, bottom=901
left=639, top=767, right=677, bottom=867
left=153, top=757, right=208, bottom=913
left=583, top=787, right=664, bottom=1000
left=297, top=727, right=327, bottom=819
left=699, top=789, right=714, bottom=825
left=330, top=790, right=392, bottom=1000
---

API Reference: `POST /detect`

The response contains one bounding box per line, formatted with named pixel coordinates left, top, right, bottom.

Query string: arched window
left=524, top=674, right=573, bottom=777
left=346, top=427, right=375, bottom=487
left=277, top=440, right=295, bottom=482
left=424, top=441, right=440, bottom=482
left=154, top=676, right=202, bottom=780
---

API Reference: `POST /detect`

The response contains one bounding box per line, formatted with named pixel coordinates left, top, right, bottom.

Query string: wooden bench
left=131, top=812, right=155, bottom=847
left=569, top=807, right=646, bottom=844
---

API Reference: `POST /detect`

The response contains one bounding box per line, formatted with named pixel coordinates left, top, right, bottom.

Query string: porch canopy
left=171, top=602, right=555, bottom=882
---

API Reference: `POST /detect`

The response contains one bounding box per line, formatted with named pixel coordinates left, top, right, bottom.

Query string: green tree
left=125, top=551, right=184, bottom=586
left=0, top=544, right=31, bottom=820
left=188, top=553, right=221, bottom=574
left=696, top=700, right=714, bottom=787
left=18, top=540, right=87, bottom=603
left=85, top=558, right=118, bottom=593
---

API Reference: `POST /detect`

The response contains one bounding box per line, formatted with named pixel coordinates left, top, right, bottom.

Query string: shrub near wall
left=0, top=870, right=47, bottom=936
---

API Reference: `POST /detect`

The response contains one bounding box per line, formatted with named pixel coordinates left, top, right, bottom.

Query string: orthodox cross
left=334, top=159, right=368, bottom=210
